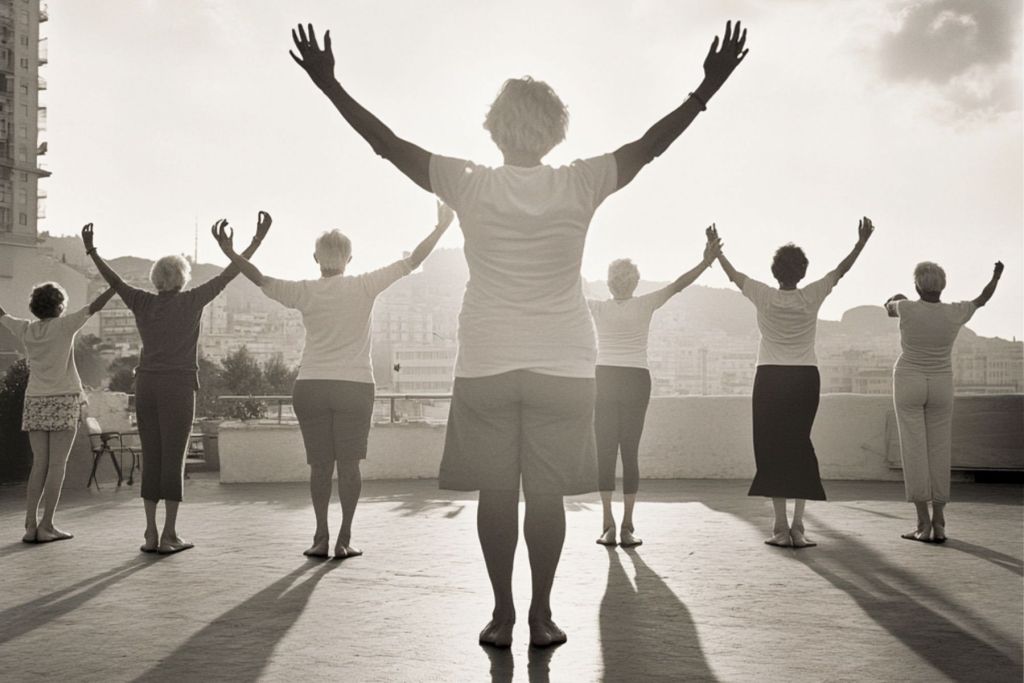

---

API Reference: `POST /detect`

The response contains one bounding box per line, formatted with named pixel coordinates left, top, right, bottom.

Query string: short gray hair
left=914, top=261, right=946, bottom=294
left=483, top=76, right=569, bottom=159
left=315, top=230, right=352, bottom=271
left=150, top=255, right=191, bottom=292
left=608, top=258, right=640, bottom=298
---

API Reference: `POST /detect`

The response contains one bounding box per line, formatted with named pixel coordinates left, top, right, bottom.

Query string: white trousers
left=893, top=370, right=954, bottom=503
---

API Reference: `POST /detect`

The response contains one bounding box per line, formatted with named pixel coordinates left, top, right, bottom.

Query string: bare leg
left=765, top=498, right=792, bottom=547
left=158, top=500, right=192, bottom=553
left=335, top=461, right=363, bottom=558
left=930, top=501, right=946, bottom=542
left=35, top=429, right=76, bottom=541
left=477, top=489, right=518, bottom=648
left=305, top=462, right=333, bottom=557
left=902, top=501, right=932, bottom=542
left=24, top=431, right=50, bottom=541
left=619, top=493, right=643, bottom=546
left=524, top=492, right=567, bottom=647
left=789, top=499, right=816, bottom=548
left=596, top=491, right=616, bottom=545
left=142, top=498, right=159, bottom=551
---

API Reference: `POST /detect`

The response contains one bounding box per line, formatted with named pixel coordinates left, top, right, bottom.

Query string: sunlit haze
left=43, top=0, right=1022, bottom=339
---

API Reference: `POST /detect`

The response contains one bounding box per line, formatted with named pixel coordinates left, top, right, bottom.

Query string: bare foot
left=620, top=526, right=643, bottom=547
left=764, top=531, right=792, bottom=547
left=931, top=522, right=947, bottom=543
left=158, top=534, right=194, bottom=554
left=333, top=542, right=363, bottom=560
left=479, top=618, right=515, bottom=648
left=528, top=618, right=567, bottom=648
left=22, top=526, right=37, bottom=543
left=35, top=526, right=73, bottom=543
left=596, top=526, right=616, bottom=546
left=790, top=525, right=817, bottom=548
left=901, top=528, right=932, bottom=543
left=140, top=529, right=159, bottom=553
left=303, top=534, right=329, bottom=558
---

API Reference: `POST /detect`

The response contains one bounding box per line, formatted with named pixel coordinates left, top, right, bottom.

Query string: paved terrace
left=0, top=476, right=1021, bottom=682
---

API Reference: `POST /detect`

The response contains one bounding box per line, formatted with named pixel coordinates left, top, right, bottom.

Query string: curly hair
left=29, top=282, right=67, bottom=319
left=314, top=230, right=352, bottom=271
left=607, top=258, right=640, bottom=298
left=913, top=261, right=946, bottom=294
left=483, top=76, right=569, bottom=159
left=771, top=244, right=809, bottom=286
left=150, top=255, right=191, bottom=292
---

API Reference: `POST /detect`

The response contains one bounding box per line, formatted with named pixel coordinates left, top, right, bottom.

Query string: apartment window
left=20, top=35, right=28, bottom=46
left=19, top=83, right=27, bottom=96
left=18, top=124, right=25, bottom=139
left=16, top=146, right=25, bottom=161
left=19, top=57, right=27, bottom=69
left=17, top=188, right=25, bottom=204
left=19, top=211, right=27, bottom=225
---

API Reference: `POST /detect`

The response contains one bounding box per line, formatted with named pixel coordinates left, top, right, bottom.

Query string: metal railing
left=217, top=393, right=453, bottom=424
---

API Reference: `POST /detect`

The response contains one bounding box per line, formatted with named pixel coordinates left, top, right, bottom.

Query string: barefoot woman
left=713, top=219, right=873, bottom=548
left=2, top=282, right=115, bottom=543
left=84, top=218, right=267, bottom=554
left=213, top=203, right=453, bottom=559
left=289, top=19, right=748, bottom=646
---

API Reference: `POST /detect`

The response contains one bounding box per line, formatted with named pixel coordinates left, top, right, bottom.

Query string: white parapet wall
left=219, top=394, right=1023, bottom=484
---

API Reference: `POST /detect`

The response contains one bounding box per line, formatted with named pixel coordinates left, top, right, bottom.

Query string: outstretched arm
left=884, top=293, right=907, bottom=318
left=212, top=215, right=271, bottom=287
left=658, top=232, right=722, bottom=299
left=88, top=288, right=117, bottom=315
left=972, top=262, right=1004, bottom=308
left=291, top=24, right=432, bottom=192
left=81, top=223, right=127, bottom=290
left=832, top=217, right=874, bottom=281
left=408, top=201, right=455, bottom=270
left=707, top=224, right=747, bottom=289
left=613, top=21, right=748, bottom=190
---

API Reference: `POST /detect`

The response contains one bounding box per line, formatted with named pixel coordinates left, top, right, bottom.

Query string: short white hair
left=483, top=76, right=569, bottom=159
left=315, top=230, right=352, bottom=271
left=914, top=261, right=946, bottom=294
left=150, top=255, right=191, bottom=292
left=608, top=258, right=640, bottom=298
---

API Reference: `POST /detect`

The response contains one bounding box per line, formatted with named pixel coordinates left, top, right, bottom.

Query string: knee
left=310, top=462, right=334, bottom=480
left=337, top=462, right=361, bottom=482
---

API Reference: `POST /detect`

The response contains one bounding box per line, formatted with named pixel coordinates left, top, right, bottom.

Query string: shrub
left=0, top=360, right=32, bottom=482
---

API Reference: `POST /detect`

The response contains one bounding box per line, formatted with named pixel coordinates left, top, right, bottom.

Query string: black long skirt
left=748, top=365, right=827, bottom=500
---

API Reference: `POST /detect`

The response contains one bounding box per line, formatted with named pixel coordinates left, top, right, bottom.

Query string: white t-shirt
left=888, top=299, right=976, bottom=374
left=742, top=272, right=839, bottom=366
left=1, top=306, right=92, bottom=396
left=261, top=259, right=412, bottom=383
left=429, top=153, right=618, bottom=378
left=588, top=289, right=673, bottom=369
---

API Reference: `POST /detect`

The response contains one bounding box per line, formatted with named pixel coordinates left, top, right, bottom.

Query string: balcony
left=3, top=388, right=1022, bottom=682
left=39, top=3, right=48, bottom=23
left=37, top=74, right=45, bottom=90
left=37, top=37, right=47, bottom=65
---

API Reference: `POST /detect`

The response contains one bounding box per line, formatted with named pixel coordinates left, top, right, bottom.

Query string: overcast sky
left=43, top=0, right=1022, bottom=339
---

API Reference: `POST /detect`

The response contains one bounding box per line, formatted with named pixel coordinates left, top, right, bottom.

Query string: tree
left=107, top=354, right=139, bottom=393
left=262, top=353, right=298, bottom=395
left=0, top=360, right=32, bottom=481
left=74, top=334, right=106, bottom=389
left=220, top=346, right=263, bottom=396
left=196, top=354, right=225, bottom=418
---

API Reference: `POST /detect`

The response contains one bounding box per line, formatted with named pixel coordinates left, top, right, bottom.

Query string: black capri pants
left=595, top=365, right=652, bottom=494
left=136, top=372, right=196, bottom=502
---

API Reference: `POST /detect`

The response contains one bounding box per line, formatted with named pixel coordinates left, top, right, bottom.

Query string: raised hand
left=703, top=235, right=723, bottom=263
left=81, top=223, right=95, bottom=252
left=255, top=211, right=272, bottom=243
left=290, top=23, right=335, bottom=89
left=858, top=216, right=875, bottom=243
left=705, top=223, right=720, bottom=244
left=436, top=201, right=455, bottom=232
left=210, top=219, right=233, bottom=254
left=703, top=21, right=748, bottom=88
left=994, top=261, right=1004, bottom=278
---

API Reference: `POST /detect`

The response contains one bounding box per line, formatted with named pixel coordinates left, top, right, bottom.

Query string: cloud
left=878, top=0, right=1022, bottom=114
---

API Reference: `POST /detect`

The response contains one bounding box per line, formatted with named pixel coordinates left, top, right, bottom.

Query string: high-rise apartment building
left=0, top=0, right=52, bottom=323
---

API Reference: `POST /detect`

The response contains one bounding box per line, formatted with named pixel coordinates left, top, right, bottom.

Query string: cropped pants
left=595, top=365, right=651, bottom=494
left=893, top=369, right=954, bottom=503
left=135, top=372, right=196, bottom=502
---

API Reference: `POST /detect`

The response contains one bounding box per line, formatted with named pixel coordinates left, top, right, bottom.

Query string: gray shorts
left=439, top=370, right=598, bottom=495
left=292, top=380, right=375, bottom=465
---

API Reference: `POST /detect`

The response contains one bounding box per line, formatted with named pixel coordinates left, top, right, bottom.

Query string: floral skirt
left=22, top=393, right=86, bottom=432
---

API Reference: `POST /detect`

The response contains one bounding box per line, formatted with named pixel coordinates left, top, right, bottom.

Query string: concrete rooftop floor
left=0, top=475, right=1021, bottom=682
